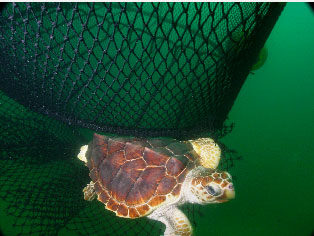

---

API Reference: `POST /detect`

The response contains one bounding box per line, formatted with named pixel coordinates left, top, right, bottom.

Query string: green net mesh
left=0, top=2, right=284, bottom=236
left=0, top=2, right=284, bottom=138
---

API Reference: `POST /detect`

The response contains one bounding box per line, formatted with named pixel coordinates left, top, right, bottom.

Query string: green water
left=1, top=3, right=314, bottom=236
left=195, top=3, right=314, bottom=236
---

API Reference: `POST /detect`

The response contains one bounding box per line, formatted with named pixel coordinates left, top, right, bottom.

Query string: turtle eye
left=206, top=185, right=221, bottom=196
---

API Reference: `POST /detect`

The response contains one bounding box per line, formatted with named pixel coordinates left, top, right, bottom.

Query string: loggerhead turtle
left=77, top=133, right=235, bottom=236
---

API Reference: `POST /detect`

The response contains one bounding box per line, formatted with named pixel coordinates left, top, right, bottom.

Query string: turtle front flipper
left=148, top=207, right=192, bottom=236
left=83, top=181, right=96, bottom=201
left=188, top=138, right=221, bottom=169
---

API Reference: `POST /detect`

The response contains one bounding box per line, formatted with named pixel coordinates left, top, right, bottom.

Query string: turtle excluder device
left=0, top=3, right=285, bottom=236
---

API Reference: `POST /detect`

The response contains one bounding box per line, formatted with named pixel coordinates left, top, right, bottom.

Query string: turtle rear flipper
left=83, top=181, right=96, bottom=201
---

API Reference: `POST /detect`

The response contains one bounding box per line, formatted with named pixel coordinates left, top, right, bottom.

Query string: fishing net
left=0, top=2, right=284, bottom=236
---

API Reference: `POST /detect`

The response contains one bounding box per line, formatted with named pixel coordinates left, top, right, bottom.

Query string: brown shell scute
left=177, top=168, right=189, bottom=184
left=88, top=134, right=197, bottom=218
left=88, top=143, right=107, bottom=168
left=121, top=159, right=145, bottom=182
left=124, top=142, right=144, bottom=160
left=136, top=204, right=150, bottom=215
left=106, top=198, right=119, bottom=211
left=156, top=176, right=177, bottom=195
left=126, top=166, right=165, bottom=206
left=93, top=133, right=108, bottom=147
left=143, top=148, right=168, bottom=166
left=98, top=191, right=110, bottom=204
left=117, top=203, right=129, bottom=217
left=148, top=195, right=166, bottom=207
left=89, top=168, right=97, bottom=182
left=108, top=139, right=125, bottom=155
left=111, top=170, right=134, bottom=202
left=166, top=158, right=185, bottom=177
left=172, top=184, right=182, bottom=196
left=129, top=208, right=140, bottom=218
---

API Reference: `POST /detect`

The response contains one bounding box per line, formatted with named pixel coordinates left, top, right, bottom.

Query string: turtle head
left=188, top=169, right=235, bottom=204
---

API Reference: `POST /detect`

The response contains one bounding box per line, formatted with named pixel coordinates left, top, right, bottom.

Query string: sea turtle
left=77, top=133, right=235, bottom=236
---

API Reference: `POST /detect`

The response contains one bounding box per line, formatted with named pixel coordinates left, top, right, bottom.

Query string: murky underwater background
left=0, top=2, right=314, bottom=236
left=194, top=3, right=314, bottom=236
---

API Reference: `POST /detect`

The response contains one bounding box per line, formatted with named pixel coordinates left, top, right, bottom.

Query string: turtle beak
left=225, top=183, right=235, bottom=199
left=225, top=188, right=235, bottom=200
left=217, top=184, right=235, bottom=202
